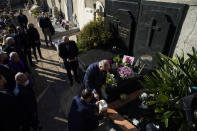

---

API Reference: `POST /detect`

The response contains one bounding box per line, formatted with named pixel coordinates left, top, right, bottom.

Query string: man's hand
left=94, top=92, right=100, bottom=100
left=95, top=101, right=100, bottom=107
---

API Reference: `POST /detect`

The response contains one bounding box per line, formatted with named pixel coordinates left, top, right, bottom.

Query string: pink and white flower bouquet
left=118, top=66, right=134, bottom=79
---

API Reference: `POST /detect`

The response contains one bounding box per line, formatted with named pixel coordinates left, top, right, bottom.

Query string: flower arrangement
left=27, top=4, right=31, bottom=10
left=106, top=73, right=117, bottom=87
left=122, top=55, right=134, bottom=67
left=61, top=22, right=69, bottom=30
left=124, top=56, right=133, bottom=66
left=118, top=66, right=133, bottom=79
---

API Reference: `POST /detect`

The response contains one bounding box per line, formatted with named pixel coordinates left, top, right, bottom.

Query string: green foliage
left=113, top=55, right=122, bottom=64
left=141, top=47, right=197, bottom=131
left=77, top=17, right=112, bottom=53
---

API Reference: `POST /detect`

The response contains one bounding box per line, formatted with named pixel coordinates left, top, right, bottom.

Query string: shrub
left=140, top=47, right=197, bottom=131
left=77, top=17, right=112, bottom=53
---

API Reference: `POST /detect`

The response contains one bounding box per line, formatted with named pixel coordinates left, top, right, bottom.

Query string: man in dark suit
left=17, top=9, right=28, bottom=30
left=58, top=36, right=79, bottom=86
left=83, top=60, right=110, bottom=100
left=0, top=74, right=20, bottom=131
left=68, top=88, right=101, bottom=131
left=27, top=23, right=43, bottom=62
left=14, top=72, right=38, bottom=131
left=39, top=12, right=54, bottom=47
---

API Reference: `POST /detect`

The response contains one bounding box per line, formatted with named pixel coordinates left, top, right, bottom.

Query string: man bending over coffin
left=68, top=88, right=102, bottom=131
left=83, top=60, right=110, bottom=100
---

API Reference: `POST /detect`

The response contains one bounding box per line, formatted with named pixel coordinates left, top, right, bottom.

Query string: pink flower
left=126, top=57, right=133, bottom=64
left=118, top=66, right=133, bottom=79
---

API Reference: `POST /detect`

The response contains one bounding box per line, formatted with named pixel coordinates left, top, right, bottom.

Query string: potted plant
left=113, top=55, right=122, bottom=67
left=140, top=48, right=197, bottom=130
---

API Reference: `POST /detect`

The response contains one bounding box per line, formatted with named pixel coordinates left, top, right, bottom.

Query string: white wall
left=76, top=0, right=94, bottom=30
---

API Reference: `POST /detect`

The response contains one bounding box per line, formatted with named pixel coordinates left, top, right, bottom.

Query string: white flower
left=139, top=103, right=148, bottom=109
left=132, top=119, right=139, bottom=126
left=153, top=124, right=160, bottom=129
left=141, top=92, right=148, bottom=99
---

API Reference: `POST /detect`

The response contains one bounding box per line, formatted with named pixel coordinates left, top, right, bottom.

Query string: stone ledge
left=106, top=90, right=144, bottom=131
left=109, top=90, right=143, bottom=109
left=107, top=108, right=138, bottom=131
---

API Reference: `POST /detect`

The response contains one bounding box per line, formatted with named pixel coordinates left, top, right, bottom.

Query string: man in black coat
left=68, top=88, right=101, bottom=131
left=58, top=36, right=79, bottom=86
left=17, top=9, right=28, bottom=30
left=0, top=74, right=20, bottom=131
left=14, top=72, right=38, bottom=131
left=83, top=60, right=110, bottom=100
left=16, top=26, right=35, bottom=67
left=27, top=23, right=43, bottom=62
left=39, top=12, right=54, bottom=47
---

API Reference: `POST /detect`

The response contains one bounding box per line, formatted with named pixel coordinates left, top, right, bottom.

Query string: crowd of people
left=0, top=7, right=111, bottom=131
left=0, top=9, right=45, bottom=131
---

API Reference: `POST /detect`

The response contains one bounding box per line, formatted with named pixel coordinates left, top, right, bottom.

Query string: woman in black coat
left=27, top=23, right=43, bottom=61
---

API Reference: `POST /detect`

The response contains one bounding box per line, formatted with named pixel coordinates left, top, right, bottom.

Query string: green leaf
left=163, top=111, right=175, bottom=119
left=146, top=101, right=157, bottom=106
left=165, top=118, right=168, bottom=128
left=158, top=94, right=169, bottom=103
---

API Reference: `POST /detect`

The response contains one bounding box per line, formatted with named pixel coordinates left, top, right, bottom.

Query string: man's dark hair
left=81, top=88, right=93, bottom=99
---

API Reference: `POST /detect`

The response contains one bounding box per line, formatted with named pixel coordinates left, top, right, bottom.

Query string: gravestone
left=105, top=0, right=188, bottom=59
left=134, top=1, right=188, bottom=63
left=105, top=0, right=141, bottom=54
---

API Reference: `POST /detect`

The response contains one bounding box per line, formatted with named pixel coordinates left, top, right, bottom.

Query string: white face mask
left=24, top=80, right=29, bottom=86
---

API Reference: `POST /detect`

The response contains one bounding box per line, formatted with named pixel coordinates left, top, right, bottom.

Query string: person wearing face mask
left=0, top=51, right=16, bottom=91
left=2, top=36, right=16, bottom=55
left=14, top=72, right=38, bottom=131
left=8, top=52, right=29, bottom=76
left=83, top=60, right=110, bottom=101
left=0, top=74, right=20, bottom=131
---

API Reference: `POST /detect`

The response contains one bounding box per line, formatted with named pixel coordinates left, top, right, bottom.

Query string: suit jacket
left=68, top=96, right=99, bottom=131
left=8, top=59, right=27, bottom=76
left=83, top=62, right=107, bottom=92
left=27, top=27, right=41, bottom=46
left=16, top=84, right=37, bottom=114
left=0, top=91, right=20, bottom=131
left=0, top=64, right=16, bottom=91
left=58, top=41, right=78, bottom=61
left=39, top=17, right=55, bottom=34
left=17, top=14, right=28, bottom=25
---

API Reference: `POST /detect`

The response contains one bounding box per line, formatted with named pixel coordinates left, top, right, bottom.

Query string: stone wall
left=72, top=0, right=94, bottom=30
left=145, top=0, right=197, bottom=58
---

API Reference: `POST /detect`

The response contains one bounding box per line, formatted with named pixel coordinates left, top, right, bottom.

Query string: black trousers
left=42, top=28, right=52, bottom=46
left=32, top=44, right=42, bottom=60
left=64, top=61, right=78, bottom=82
